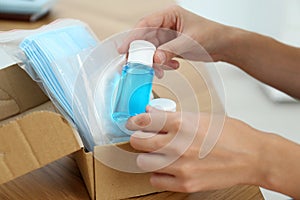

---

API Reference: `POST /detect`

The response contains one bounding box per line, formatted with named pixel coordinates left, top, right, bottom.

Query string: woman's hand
left=120, top=5, right=300, bottom=98
left=119, top=5, right=234, bottom=78
left=126, top=108, right=300, bottom=199
left=126, top=108, right=264, bottom=192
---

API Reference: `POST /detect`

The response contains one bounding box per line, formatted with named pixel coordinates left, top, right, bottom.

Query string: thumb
left=126, top=111, right=171, bottom=133
left=154, top=35, right=188, bottom=64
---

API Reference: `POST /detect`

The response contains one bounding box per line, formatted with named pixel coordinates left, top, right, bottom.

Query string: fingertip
left=154, top=50, right=166, bottom=64
left=168, top=60, right=180, bottom=69
left=126, top=117, right=135, bottom=130
left=126, top=113, right=152, bottom=130
left=126, top=115, right=141, bottom=130
left=155, top=68, right=164, bottom=78
left=146, top=106, right=152, bottom=113
left=136, top=153, right=146, bottom=169
left=150, top=173, right=160, bottom=186
left=129, top=132, right=142, bottom=152
left=117, top=45, right=127, bottom=54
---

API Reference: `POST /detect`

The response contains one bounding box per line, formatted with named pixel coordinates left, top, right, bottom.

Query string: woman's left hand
left=126, top=108, right=265, bottom=193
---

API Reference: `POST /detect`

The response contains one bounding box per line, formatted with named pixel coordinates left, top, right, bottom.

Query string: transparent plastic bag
left=74, top=29, right=227, bottom=172
left=72, top=32, right=130, bottom=146
left=0, top=19, right=101, bottom=151
left=0, top=18, right=130, bottom=150
left=1, top=23, right=226, bottom=160
left=72, top=28, right=227, bottom=162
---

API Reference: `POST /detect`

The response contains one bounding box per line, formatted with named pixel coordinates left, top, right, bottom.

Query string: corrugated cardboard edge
left=94, top=142, right=163, bottom=200
left=74, top=149, right=95, bottom=200
left=0, top=110, right=81, bottom=184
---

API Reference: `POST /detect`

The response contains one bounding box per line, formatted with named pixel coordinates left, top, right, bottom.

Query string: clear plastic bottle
left=112, top=40, right=156, bottom=122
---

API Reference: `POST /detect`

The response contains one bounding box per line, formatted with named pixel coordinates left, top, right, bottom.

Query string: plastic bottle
left=149, top=98, right=177, bottom=112
left=112, top=40, right=156, bottom=122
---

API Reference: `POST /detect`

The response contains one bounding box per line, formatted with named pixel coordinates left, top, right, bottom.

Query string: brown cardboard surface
left=75, top=138, right=163, bottom=200
left=74, top=149, right=95, bottom=200
left=94, top=143, right=162, bottom=200
left=0, top=101, right=57, bottom=126
left=0, top=64, right=49, bottom=121
left=0, top=107, right=81, bottom=185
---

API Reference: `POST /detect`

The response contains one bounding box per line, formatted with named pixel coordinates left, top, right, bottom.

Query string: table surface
left=0, top=0, right=264, bottom=199
left=0, top=155, right=263, bottom=200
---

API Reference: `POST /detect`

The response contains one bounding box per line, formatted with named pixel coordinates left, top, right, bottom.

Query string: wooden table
left=0, top=155, right=263, bottom=200
left=0, top=0, right=264, bottom=199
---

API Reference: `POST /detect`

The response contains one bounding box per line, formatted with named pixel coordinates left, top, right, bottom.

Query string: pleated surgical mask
left=19, top=22, right=99, bottom=151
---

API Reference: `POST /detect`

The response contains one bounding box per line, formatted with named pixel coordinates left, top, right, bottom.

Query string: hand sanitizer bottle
left=112, top=40, right=156, bottom=122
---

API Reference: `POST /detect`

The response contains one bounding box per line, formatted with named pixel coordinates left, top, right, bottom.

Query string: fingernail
left=169, top=60, right=180, bottom=69
left=126, top=117, right=134, bottom=129
left=137, top=154, right=147, bottom=169
left=127, top=114, right=151, bottom=129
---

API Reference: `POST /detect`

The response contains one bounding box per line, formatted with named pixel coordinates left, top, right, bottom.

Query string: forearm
left=257, top=132, right=300, bottom=198
left=222, top=28, right=300, bottom=99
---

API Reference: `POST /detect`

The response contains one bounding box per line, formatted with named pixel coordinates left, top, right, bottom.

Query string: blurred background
left=178, top=0, right=300, bottom=46
left=177, top=1, right=300, bottom=199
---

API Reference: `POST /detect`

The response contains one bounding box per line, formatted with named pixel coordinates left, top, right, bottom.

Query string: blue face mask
left=19, top=24, right=98, bottom=151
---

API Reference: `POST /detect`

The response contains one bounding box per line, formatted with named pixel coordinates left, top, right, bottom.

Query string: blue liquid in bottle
left=112, top=40, right=156, bottom=123
left=112, top=62, right=154, bottom=122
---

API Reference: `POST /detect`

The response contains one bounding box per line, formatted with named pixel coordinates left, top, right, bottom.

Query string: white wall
left=177, top=0, right=300, bottom=46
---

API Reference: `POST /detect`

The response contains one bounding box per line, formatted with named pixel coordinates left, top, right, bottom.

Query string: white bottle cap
left=149, top=98, right=177, bottom=112
left=127, top=40, right=156, bottom=66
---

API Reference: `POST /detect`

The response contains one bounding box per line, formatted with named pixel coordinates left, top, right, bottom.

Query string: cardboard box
left=0, top=64, right=48, bottom=121
left=0, top=64, right=162, bottom=200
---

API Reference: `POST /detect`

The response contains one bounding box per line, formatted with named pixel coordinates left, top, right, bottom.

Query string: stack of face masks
left=20, top=24, right=98, bottom=151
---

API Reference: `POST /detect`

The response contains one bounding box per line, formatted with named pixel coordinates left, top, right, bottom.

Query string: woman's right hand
left=119, top=5, right=236, bottom=77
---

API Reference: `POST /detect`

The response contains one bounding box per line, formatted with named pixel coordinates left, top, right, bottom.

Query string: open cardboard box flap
left=0, top=64, right=48, bottom=121
left=0, top=107, right=81, bottom=184
left=0, top=64, right=162, bottom=200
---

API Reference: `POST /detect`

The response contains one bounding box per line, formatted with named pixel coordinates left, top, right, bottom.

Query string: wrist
left=241, top=127, right=268, bottom=187
left=237, top=127, right=282, bottom=188
left=254, top=132, right=300, bottom=198
left=251, top=132, right=278, bottom=187
left=248, top=132, right=287, bottom=188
